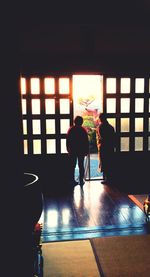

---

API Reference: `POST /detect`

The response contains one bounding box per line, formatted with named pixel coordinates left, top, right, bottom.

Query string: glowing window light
left=23, top=119, right=27, bottom=135
left=121, top=98, right=130, bottom=113
left=46, top=119, right=55, bottom=134
left=60, top=119, right=70, bottom=134
left=44, top=78, right=55, bottom=94
left=135, top=137, right=143, bottom=151
left=149, top=79, right=150, bottom=93
left=121, top=78, right=130, bottom=93
left=45, top=99, right=55, bottom=114
left=106, top=78, right=116, bottom=94
left=60, top=99, right=70, bottom=114
left=62, top=209, right=70, bottom=225
left=121, top=118, right=129, bottom=132
left=135, top=78, right=144, bottom=93
left=61, top=139, right=67, bottom=153
left=24, top=140, right=28, bottom=154
left=106, top=99, right=116, bottom=113
left=149, top=118, right=150, bottom=132
left=22, top=99, right=27, bottom=114
left=46, top=139, right=56, bottom=154
left=135, top=98, right=144, bottom=113
left=120, top=137, right=129, bottom=151
left=59, top=78, right=69, bottom=94
left=32, top=119, right=41, bottom=134
left=20, top=77, right=26, bottom=94
left=33, top=139, right=41, bottom=154
left=135, top=118, right=143, bottom=132
left=31, top=99, right=40, bottom=114
left=31, top=78, right=40, bottom=94
left=47, top=210, right=58, bottom=227
left=107, top=118, right=116, bottom=131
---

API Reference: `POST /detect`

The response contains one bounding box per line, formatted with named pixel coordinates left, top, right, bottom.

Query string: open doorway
left=72, top=74, right=103, bottom=180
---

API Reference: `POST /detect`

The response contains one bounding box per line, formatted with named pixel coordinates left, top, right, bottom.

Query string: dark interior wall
left=2, top=20, right=35, bottom=275
left=20, top=23, right=150, bottom=75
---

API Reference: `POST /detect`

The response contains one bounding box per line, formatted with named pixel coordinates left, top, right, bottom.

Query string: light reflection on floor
left=39, top=180, right=149, bottom=242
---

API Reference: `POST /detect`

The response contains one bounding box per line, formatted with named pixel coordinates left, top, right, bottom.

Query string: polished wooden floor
left=39, top=180, right=150, bottom=242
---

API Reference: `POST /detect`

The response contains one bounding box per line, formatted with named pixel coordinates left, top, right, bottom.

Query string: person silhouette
left=66, top=116, right=89, bottom=186
left=97, top=113, right=116, bottom=184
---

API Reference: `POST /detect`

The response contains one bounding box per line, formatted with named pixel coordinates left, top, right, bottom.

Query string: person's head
left=99, top=113, right=107, bottom=123
left=74, top=116, right=83, bottom=126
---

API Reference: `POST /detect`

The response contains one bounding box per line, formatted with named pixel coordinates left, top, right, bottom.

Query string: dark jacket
left=66, top=125, right=89, bottom=156
left=98, top=121, right=116, bottom=152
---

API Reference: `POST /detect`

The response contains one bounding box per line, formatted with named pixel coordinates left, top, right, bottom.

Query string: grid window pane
left=149, top=118, right=150, bottom=132
left=135, top=98, right=144, bottom=113
left=149, top=79, right=150, bottom=93
left=120, top=137, right=129, bottom=151
left=121, top=98, right=130, bottom=113
left=121, top=78, right=130, bottom=94
left=106, top=78, right=116, bottom=94
left=45, top=99, right=55, bottom=114
left=107, top=118, right=116, bottom=131
left=135, top=78, right=144, bottom=93
left=60, top=99, right=70, bottom=114
left=46, top=139, right=56, bottom=154
left=46, top=119, right=55, bottom=134
left=59, top=78, right=69, bottom=94
left=33, top=139, right=41, bottom=154
left=121, top=118, right=130, bottom=132
left=24, top=140, right=28, bottom=154
left=22, top=99, right=27, bottom=115
left=135, top=118, right=143, bottom=132
left=20, top=78, right=26, bottom=94
left=135, top=137, right=143, bottom=151
left=61, top=139, right=67, bottom=153
left=31, top=78, right=40, bottom=94
left=149, top=99, right=150, bottom=112
left=32, top=120, right=41, bottom=134
left=106, top=99, right=116, bottom=113
left=60, top=119, right=70, bottom=134
left=44, top=78, right=55, bottom=94
left=32, top=99, right=40, bottom=114
left=23, top=119, right=27, bottom=135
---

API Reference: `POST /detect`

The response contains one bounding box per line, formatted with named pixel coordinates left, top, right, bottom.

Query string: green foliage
left=82, top=114, right=98, bottom=153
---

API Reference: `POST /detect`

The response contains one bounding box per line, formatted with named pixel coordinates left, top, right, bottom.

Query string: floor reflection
left=40, top=180, right=148, bottom=242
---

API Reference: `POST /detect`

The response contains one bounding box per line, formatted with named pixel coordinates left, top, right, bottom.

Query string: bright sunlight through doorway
left=72, top=75, right=103, bottom=180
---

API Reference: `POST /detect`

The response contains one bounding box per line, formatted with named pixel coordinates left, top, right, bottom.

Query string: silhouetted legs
left=68, top=154, right=85, bottom=185
left=99, top=149, right=115, bottom=184
left=78, top=155, right=85, bottom=185
left=68, top=154, right=77, bottom=184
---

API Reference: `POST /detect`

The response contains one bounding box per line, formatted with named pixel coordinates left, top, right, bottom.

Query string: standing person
left=97, top=113, right=116, bottom=183
left=66, top=116, right=89, bottom=186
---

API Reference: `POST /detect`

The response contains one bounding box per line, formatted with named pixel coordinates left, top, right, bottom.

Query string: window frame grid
left=21, top=75, right=72, bottom=155
left=104, top=75, right=150, bottom=153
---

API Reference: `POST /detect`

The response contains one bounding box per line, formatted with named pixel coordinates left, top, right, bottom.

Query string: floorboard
left=39, top=180, right=150, bottom=242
